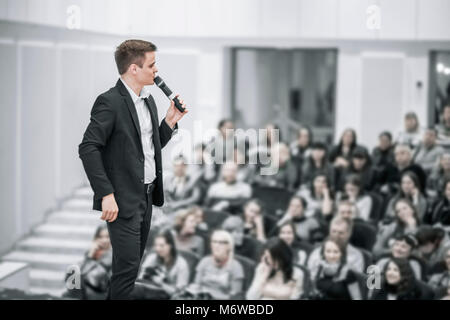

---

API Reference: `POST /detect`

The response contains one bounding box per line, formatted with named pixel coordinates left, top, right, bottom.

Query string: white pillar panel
left=20, top=43, right=57, bottom=231
left=0, top=43, right=18, bottom=255
left=337, top=0, right=377, bottom=40
left=360, top=54, right=404, bottom=149
left=417, top=0, right=450, bottom=40
left=6, top=0, right=28, bottom=22
left=147, top=0, right=188, bottom=37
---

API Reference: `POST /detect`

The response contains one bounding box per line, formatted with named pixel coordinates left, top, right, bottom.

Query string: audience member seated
left=379, top=144, right=427, bottom=196
left=205, top=118, right=237, bottom=176
left=163, top=155, right=201, bottom=214
left=275, top=195, right=321, bottom=243
left=190, top=230, right=245, bottom=299
left=415, top=225, right=450, bottom=268
left=232, top=146, right=256, bottom=184
left=413, top=127, right=444, bottom=175
left=187, top=143, right=216, bottom=202
left=301, top=142, right=336, bottom=188
left=173, top=208, right=205, bottom=258
left=135, top=229, right=189, bottom=299
left=307, top=217, right=365, bottom=277
left=246, top=238, right=305, bottom=300
left=373, top=198, right=419, bottom=257
left=241, top=199, right=267, bottom=242
left=394, top=111, right=423, bottom=149
left=337, top=146, right=375, bottom=192
left=427, top=154, right=450, bottom=200
left=428, top=247, right=450, bottom=299
left=329, top=128, right=359, bottom=171
left=205, top=161, right=252, bottom=213
left=369, top=257, right=434, bottom=300
left=425, top=177, right=450, bottom=229
left=371, top=131, right=395, bottom=177
left=436, top=104, right=450, bottom=148
left=375, top=234, right=424, bottom=280
left=385, top=171, right=428, bottom=222
left=290, top=125, right=313, bottom=184
left=335, top=199, right=377, bottom=252
left=297, top=173, right=334, bottom=219
left=64, top=225, right=112, bottom=300
left=338, top=174, right=373, bottom=222
left=310, top=238, right=365, bottom=300
left=221, top=215, right=263, bottom=262
left=277, top=222, right=311, bottom=266
left=253, top=143, right=298, bottom=191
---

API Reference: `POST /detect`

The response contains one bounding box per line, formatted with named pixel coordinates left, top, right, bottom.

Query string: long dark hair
left=263, top=237, right=294, bottom=283
left=382, top=257, right=415, bottom=296
left=399, top=171, right=421, bottom=198
left=297, top=125, right=314, bottom=149
left=393, top=198, right=419, bottom=228
left=155, top=228, right=178, bottom=265
left=337, top=128, right=357, bottom=151
left=310, top=172, right=331, bottom=199
left=93, top=225, right=108, bottom=240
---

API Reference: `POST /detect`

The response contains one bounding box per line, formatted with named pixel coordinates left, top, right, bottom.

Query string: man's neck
left=121, top=75, right=143, bottom=97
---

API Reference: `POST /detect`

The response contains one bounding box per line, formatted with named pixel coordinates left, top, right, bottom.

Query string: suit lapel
left=116, top=79, right=142, bottom=142
left=144, top=96, right=161, bottom=150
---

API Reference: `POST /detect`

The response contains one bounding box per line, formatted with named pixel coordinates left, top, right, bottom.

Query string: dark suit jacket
left=78, top=79, right=177, bottom=218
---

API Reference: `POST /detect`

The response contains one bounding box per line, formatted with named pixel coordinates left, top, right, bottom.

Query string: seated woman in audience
left=241, top=199, right=267, bottom=242
left=310, top=238, right=364, bottom=300
left=135, top=229, right=190, bottom=299
left=290, top=125, right=313, bottom=181
left=338, top=147, right=375, bottom=192
left=63, top=225, right=112, bottom=300
left=428, top=247, right=450, bottom=299
left=427, top=153, right=450, bottom=199
left=375, top=234, right=424, bottom=280
left=394, top=111, right=423, bottom=150
left=373, top=198, right=419, bottom=257
left=370, top=257, right=434, bottom=300
left=301, top=142, right=335, bottom=188
left=275, top=195, right=321, bottom=243
left=246, top=238, right=305, bottom=300
left=253, top=142, right=299, bottom=191
left=191, top=230, right=244, bottom=299
left=415, top=225, right=450, bottom=268
left=173, top=208, right=205, bottom=258
left=337, top=174, right=373, bottom=222
left=329, top=128, right=359, bottom=171
left=385, top=171, right=428, bottom=222
left=425, top=177, right=450, bottom=229
left=277, top=222, right=311, bottom=266
left=297, top=173, right=334, bottom=219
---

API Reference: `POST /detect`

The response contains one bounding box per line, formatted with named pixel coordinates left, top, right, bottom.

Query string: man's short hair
left=114, top=39, right=157, bottom=75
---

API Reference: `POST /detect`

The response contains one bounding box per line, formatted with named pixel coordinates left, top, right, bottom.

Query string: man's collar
left=120, top=77, right=150, bottom=103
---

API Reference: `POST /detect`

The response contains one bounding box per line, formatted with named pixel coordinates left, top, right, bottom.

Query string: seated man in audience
left=413, top=127, right=444, bottom=174
left=372, top=131, right=395, bottom=175
left=163, top=155, right=201, bottom=214
left=307, top=217, right=365, bottom=277
left=379, top=144, right=427, bottom=196
left=274, top=195, right=321, bottom=244
left=221, top=215, right=264, bottom=262
left=205, top=161, right=252, bottom=213
left=436, top=104, right=450, bottom=148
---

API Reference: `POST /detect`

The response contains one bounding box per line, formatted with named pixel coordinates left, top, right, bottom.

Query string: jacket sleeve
left=78, top=96, right=115, bottom=200
left=159, top=118, right=178, bottom=149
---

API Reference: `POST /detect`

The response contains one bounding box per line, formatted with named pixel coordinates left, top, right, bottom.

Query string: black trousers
left=106, top=183, right=154, bottom=300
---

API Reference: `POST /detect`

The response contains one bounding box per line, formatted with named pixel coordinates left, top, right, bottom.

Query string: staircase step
left=46, top=210, right=103, bottom=226
left=61, top=198, right=92, bottom=211
left=16, top=237, right=91, bottom=254
left=33, top=223, right=98, bottom=240
left=2, top=251, right=84, bottom=271
left=28, top=286, right=66, bottom=298
left=29, top=269, right=66, bottom=289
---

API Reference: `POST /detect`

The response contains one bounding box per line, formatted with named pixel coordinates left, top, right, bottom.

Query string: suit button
left=140, top=178, right=144, bottom=183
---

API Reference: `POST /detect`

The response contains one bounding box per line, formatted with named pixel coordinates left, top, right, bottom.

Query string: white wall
left=1, top=0, right=450, bottom=41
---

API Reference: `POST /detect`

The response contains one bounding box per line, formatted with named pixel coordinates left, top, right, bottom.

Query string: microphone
left=153, top=76, right=186, bottom=113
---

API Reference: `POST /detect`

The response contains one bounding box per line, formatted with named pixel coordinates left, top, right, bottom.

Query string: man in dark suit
left=78, top=39, right=188, bottom=299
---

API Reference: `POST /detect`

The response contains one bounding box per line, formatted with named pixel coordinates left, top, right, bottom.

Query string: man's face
left=352, top=157, right=366, bottom=170
left=220, top=121, right=234, bottom=139
left=395, top=148, right=411, bottom=167
left=134, top=51, right=158, bottom=86
left=392, top=240, right=412, bottom=258
left=329, top=222, right=350, bottom=244
left=338, top=203, right=355, bottom=220
left=222, top=163, right=237, bottom=184
left=405, top=117, right=417, bottom=132
left=379, top=135, right=391, bottom=150
left=423, top=130, right=436, bottom=147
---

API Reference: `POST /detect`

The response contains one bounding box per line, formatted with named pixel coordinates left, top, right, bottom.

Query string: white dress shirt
left=120, top=78, right=156, bottom=184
